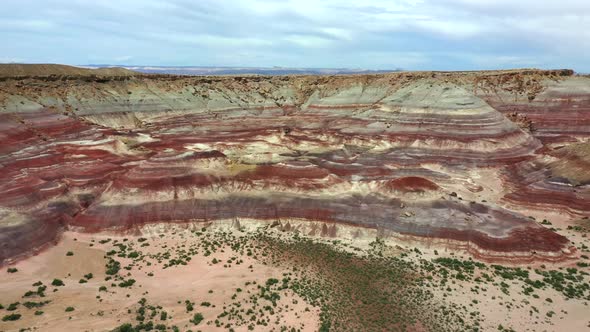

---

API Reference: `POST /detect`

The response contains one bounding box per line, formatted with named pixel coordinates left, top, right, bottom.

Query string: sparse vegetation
left=190, top=313, right=204, bottom=325
left=51, top=279, right=65, bottom=286
left=23, top=301, right=50, bottom=309
left=2, top=313, right=21, bottom=321
left=2, top=224, right=588, bottom=331
left=7, top=302, right=19, bottom=311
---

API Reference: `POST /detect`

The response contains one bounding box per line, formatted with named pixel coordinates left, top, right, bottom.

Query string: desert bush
left=51, top=279, right=65, bottom=286
left=114, top=323, right=135, bottom=332
left=191, top=313, right=204, bottom=325
left=2, top=313, right=21, bottom=321
left=185, top=300, right=194, bottom=312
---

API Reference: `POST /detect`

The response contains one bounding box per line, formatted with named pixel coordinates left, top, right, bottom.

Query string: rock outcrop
left=1, top=66, right=587, bottom=264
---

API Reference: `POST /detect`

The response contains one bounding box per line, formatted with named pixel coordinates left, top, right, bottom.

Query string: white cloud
left=0, top=57, right=26, bottom=63
left=318, top=28, right=354, bottom=41
left=412, top=19, right=484, bottom=39
left=0, top=18, right=55, bottom=30
left=151, top=32, right=273, bottom=48
left=0, top=0, right=589, bottom=70
left=114, top=55, right=134, bottom=62
left=284, top=35, right=334, bottom=48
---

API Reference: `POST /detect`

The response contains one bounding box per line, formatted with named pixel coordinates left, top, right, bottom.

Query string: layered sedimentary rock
left=1, top=68, right=587, bottom=264
left=474, top=70, right=590, bottom=144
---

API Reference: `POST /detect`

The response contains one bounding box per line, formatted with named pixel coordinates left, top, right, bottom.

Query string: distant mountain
left=0, top=63, right=137, bottom=78
left=84, top=65, right=402, bottom=76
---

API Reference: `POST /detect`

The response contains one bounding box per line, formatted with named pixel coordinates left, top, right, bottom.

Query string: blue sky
left=1, top=0, right=589, bottom=71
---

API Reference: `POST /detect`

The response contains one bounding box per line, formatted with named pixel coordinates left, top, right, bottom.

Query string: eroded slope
left=0, top=68, right=588, bottom=264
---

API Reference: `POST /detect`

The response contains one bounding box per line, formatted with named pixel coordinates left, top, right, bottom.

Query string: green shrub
left=319, top=320, right=331, bottom=332
left=191, top=313, right=204, bottom=325
left=118, top=279, right=136, bottom=288
left=127, top=251, right=140, bottom=259
left=51, top=279, right=65, bottom=286
left=65, top=306, right=75, bottom=312
left=7, top=268, right=17, bottom=273
left=114, top=323, right=135, bottom=332
left=2, top=313, right=21, bottom=321
left=106, top=258, right=121, bottom=275
left=185, top=300, right=194, bottom=312
left=23, top=301, right=49, bottom=309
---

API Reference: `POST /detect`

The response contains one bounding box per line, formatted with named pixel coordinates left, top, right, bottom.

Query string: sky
left=1, top=0, right=589, bottom=71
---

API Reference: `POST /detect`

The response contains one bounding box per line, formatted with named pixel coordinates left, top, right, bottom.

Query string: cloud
left=0, top=18, right=55, bottom=30
left=284, top=35, right=335, bottom=48
left=412, top=19, right=484, bottom=39
left=0, top=57, right=26, bottom=63
left=114, top=55, right=134, bottom=62
left=0, top=0, right=588, bottom=70
left=150, top=33, right=273, bottom=48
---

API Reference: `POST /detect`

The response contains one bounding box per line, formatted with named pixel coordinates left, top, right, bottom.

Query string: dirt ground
left=1, top=220, right=589, bottom=332
left=0, top=230, right=319, bottom=332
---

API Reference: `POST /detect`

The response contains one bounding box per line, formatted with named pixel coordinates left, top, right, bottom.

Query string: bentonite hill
left=1, top=64, right=589, bottom=332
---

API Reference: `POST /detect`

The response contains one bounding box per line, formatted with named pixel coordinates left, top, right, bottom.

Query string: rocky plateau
left=1, top=65, right=589, bottom=265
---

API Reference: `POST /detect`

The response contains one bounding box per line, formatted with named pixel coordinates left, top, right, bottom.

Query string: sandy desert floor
left=0, top=225, right=320, bottom=332
left=1, top=221, right=589, bottom=332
